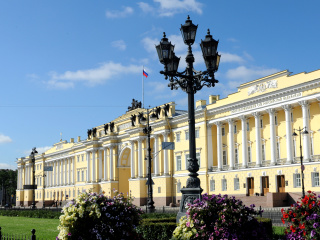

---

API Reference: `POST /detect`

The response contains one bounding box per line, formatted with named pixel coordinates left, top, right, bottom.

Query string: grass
left=0, top=216, right=59, bottom=239
left=272, top=226, right=286, bottom=239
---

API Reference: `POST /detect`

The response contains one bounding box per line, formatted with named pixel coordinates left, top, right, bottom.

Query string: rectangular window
left=262, top=144, right=266, bottom=161
left=248, top=145, right=252, bottom=163
left=177, top=182, right=181, bottom=193
left=81, top=171, right=84, bottom=181
left=260, top=119, right=263, bottom=128
left=77, top=156, right=80, bottom=162
left=223, top=150, right=227, bottom=166
left=222, top=127, right=225, bottom=136
left=277, top=142, right=280, bottom=159
left=235, top=148, right=238, bottom=164
left=210, top=179, right=215, bottom=191
left=293, top=173, right=301, bottom=188
left=196, top=152, right=201, bottom=167
left=195, top=129, right=200, bottom=138
left=176, top=156, right=181, bottom=171
left=275, top=116, right=278, bottom=126
left=234, top=178, right=240, bottom=190
left=234, top=125, right=237, bottom=134
left=222, top=179, right=227, bottom=191
left=312, top=172, right=320, bottom=187
left=185, top=154, right=189, bottom=170
left=77, top=171, right=80, bottom=182
left=176, top=132, right=181, bottom=142
left=247, top=122, right=249, bottom=131
left=185, top=131, right=189, bottom=140
left=82, top=155, right=84, bottom=161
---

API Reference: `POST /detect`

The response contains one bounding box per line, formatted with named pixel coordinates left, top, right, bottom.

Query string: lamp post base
left=176, top=187, right=203, bottom=223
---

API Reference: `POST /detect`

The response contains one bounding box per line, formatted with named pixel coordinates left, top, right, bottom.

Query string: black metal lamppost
left=292, top=127, right=308, bottom=198
left=30, top=147, right=38, bottom=209
left=140, top=107, right=158, bottom=213
left=42, top=173, right=46, bottom=208
left=156, top=16, right=220, bottom=221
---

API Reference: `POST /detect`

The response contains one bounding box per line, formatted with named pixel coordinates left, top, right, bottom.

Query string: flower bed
left=281, top=191, right=320, bottom=240
left=172, top=193, right=269, bottom=240
left=57, top=191, right=143, bottom=240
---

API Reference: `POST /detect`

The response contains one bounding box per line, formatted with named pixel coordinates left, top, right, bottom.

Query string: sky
left=1, top=0, right=320, bottom=170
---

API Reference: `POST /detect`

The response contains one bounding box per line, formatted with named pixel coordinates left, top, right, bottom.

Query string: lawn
left=0, top=216, right=59, bottom=239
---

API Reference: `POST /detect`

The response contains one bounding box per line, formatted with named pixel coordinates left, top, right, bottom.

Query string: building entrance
left=261, top=176, right=269, bottom=196
left=247, top=177, right=254, bottom=196
left=277, top=175, right=285, bottom=193
left=118, top=148, right=131, bottom=197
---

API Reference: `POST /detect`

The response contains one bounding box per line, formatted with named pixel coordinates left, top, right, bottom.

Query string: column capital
left=252, top=112, right=261, bottom=118
left=299, top=100, right=309, bottom=108
left=207, top=121, right=214, bottom=128
left=227, top=118, right=234, bottom=125
left=282, top=104, right=292, bottom=111
left=266, top=108, right=276, bottom=115
left=213, top=121, right=223, bottom=127
left=129, top=140, right=135, bottom=145
left=161, top=130, right=170, bottom=138
left=239, top=115, right=247, bottom=121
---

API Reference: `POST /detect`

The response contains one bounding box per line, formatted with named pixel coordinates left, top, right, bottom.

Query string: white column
left=57, top=160, right=61, bottom=185
left=240, top=115, right=248, bottom=168
left=104, top=147, right=108, bottom=180
left=207, top=123, right=213, bottom=170
left=153, top=135, right=159, bottom=176
left=25, top=165, right=28, bottom=185
left=215, top=121, right=223, bottom=170
left=253, top=112, right=262, bottom=167
left=92, top=150, right=96, bottom=182
left=130, top=141, right=135, bottom=178
left=267, top=109, right=277, bottom=165
left=299, top=101, right=311, bottom=161
left=138, top=139, right=143, bottom=177
left=227, top=119, right=235, bottom=169
left=53, top=162, right=56, bottom=186
left=283, top=104, right=293, bottom=163
left=17, top=168, right=20, bottom=189
left=72, top=157, right=75, bottom=184
left=98, top=150, right=102, bottom=181
left=64, top=159, right=67, bottom=185
left=109, top=146, right=114, bottom=180
left=68, top=158, right=71, bottom=184
left=163, top=132, right=169, bottom=175
left=86, top=152, right=90, bottom=182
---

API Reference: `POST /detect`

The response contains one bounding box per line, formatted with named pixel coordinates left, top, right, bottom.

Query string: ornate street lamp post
left=141, top=107, right=158, bottom=213
left=293, top=127, right=308, bottom=198
left=156, top=16, right=220, bottom=221
left=30, top=147, right=38, bottom=209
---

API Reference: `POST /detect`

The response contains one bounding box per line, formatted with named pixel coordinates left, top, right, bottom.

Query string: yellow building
left=16, top=69, right=320, bottom=207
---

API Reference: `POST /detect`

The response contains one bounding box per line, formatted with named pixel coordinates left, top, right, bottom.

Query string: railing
left=0, top=227, right=41, bottom=240
left=222, top=165, right=229, bottom=171
left=311, top=155, right=320, bottom=162
left=261, top=160, right=270, bottom=167
left=248, top=162, right=256, bottom=168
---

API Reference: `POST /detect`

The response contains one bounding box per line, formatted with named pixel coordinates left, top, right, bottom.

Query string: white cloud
left=0, top=163, right=16, bottom=170
left=0, top=134, right=12, bottom=144
left=106, top=6, right=134, bottom=18
left=225, top=66, right=280, bottom=82
left=220, top=52, right=245, bottom=64
left=111, top=40, right=126, bottom=51
left=137, top=2, right=155, bottom=13
left=147, top=81, right=178, bottom=99
left=227, top=38, right=238, bottom=43
left=47, top=62, right=141, bottom=89
left=154, top=0, right=203, bottom=16
left=142, top=37, right=159, bottom=53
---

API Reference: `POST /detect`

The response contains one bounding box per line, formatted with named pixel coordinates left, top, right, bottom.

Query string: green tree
left=0, top=169, right=17, bottom=205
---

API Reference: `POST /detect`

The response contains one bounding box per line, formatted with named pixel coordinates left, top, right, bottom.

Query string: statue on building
left=104, top=124, right=109, bottom=134
left=138, top=112, right=144, bottom=124
left=163, top=104, right=170, bottom=117
left=92, top=128, right=97, bottom=138
left=130, top=114, right=136, bottom=126
left=127, top=98, right=142, bottom=112
left=110, top=122, right=114, bottom=132
left=87, top=129, right=92, bottom=139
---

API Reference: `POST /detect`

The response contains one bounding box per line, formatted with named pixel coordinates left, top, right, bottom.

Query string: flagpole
left=142, top=65, right=144, bottom=108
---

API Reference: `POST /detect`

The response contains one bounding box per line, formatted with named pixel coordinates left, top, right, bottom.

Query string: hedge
left=136, top=222, right=177, bottom=240
left=0, top=210, right=61, bottom=219
left=256, top=217, right=273, bottom=239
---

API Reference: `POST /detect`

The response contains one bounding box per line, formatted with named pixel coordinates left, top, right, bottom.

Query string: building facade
left=16, top=69, right=320, bottom=207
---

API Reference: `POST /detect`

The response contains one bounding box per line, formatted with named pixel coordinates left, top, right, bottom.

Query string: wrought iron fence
left=0, top=228, right=45, bottom=240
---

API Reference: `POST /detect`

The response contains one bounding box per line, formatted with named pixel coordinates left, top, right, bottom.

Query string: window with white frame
left=196, top=152, right=201, bottom=167
left=177, top=181, right=181, bottom=193
left=222, top=179, right=227, bottom=191
left=40, top=192, right=41, bottom=199
left=222, top=127, right=225, bottom=136
left=73, top=189, right=75, bottom=197
left=248, top=145, right=252, bottom=163
left=185, top=130, right=189, bottom=140
left=262, top=143, right=266, bottom=161
left=47, top=192, right=49, bottom=198
left=40, top=164, right=41, bottom=170
left=77, top=171, right=80, bottom=182
left=81, top=170, right=84, bottom=181
left=195, top=129, right=200, bottom=138
left=276, top=141, right=280, bottom=159
left=223, top=150, right=227, bottom=166
left=185, top=153, right=200, bottom=168
left=293, top=173, right=301, bottom=188
left=235, top=148, right=239, bottom=164
left=77, top=156, right=80, bottom=162
left=185, top=154, right=189, bottom=169
left=275, top=116, right=278, bottom=126
left=210, top=179, right=215, bottom=191
left=176, top=132, right=181, bottom=142
left=247, top=122, right=250, bottom=131
left=176, top=155, right=182, bottom=171
left=260, top=119, right=263, bottom=128
left=234, top=178, right=240, bottom=190
left=312, top=172, right=320, bottom=187
left=234, top=125, right=237, bottom=134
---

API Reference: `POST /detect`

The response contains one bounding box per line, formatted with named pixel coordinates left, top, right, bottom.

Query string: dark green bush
left=256, top=217, right=273, bottom=239
left=142, top=217, right=176, bottom=223
left=141, top=212, right=176, bottom=219
left=136, top=222, right=177, bottom=240
left=0, top=210, right=61, bottom=219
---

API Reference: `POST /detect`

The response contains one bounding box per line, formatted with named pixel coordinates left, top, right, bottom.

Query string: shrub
left=172, top=193, right=269, bottom=240
left=136, top=221, right=177, bottom=240
left=281, top=191, right=320, bottom=240
left=0, top=209, right=61, bottom=219
left=57, top=190, right=143, bottom=240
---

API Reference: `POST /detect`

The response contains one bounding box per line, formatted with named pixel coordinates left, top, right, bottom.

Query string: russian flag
left=143, top=69, right=148, bottom=78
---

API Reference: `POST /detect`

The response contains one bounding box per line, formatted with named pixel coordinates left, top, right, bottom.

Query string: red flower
left=281, top=217, right=285, bottom=224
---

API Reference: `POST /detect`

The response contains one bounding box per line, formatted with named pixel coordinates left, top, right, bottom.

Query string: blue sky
left=1, top=0, right=320, bottom=169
